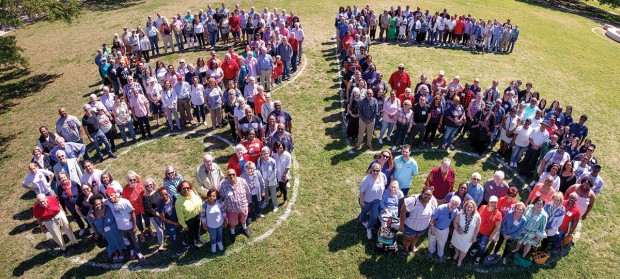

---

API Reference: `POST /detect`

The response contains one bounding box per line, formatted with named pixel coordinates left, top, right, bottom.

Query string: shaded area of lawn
left=0, top=67, right=62, bottom=116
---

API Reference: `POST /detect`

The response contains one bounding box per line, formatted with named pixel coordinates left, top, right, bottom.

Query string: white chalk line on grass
left=271, top=54, right=307, bottom=93
left=65, top=55, right=309, bottom=271
left=591, top=26, right=617, bottom=42
left=329, top=37, right=583, bottom=248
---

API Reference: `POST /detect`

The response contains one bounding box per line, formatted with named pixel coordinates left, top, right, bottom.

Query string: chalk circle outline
left=58, top=54, right=308, bottom=271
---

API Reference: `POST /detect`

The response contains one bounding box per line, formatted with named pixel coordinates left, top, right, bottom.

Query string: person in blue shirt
left=380, top=181, right=404, bottom=229
left=391, top=144, right=418, bottom=196
left=428, top=196, right=460, bottom=261
left=493, top=202, right=527, bottom=264
left=508, top=25, right=519, bottom=53
left=467, top=172, right=484, bottom=207
left=568, top=115, right=588, bottom=145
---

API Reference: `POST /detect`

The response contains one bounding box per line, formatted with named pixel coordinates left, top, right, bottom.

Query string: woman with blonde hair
left=451, top=199, right=480, bottom=266
left=205, top=77, right=223, bottom=129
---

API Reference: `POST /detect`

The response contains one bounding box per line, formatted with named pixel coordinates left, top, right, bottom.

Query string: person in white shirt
left=22, top=163, right=54, bottom=196
left=519, top=121, right=549, bottom=177
left=510, top=119, right=533, bottom=167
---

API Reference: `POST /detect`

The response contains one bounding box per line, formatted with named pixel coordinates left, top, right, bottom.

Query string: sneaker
left=78, top=229, right=85, bottom=237
left=366, top=229, right=372, bottom=240
left=230, top=233, right=237, bottom=243
left=449, top=144, right=455, bottom=149
left=203, top=121, right=208, bottom=126
left=211, top=245, right=217, bottom=253
left=440, top=144, right=447, bottom=149
left=243, top=228, right=252, bottom=238
left=137, top=253, right=145, bottom=262
left=217, top=242, right=224, bottom=251
left=378, top=139, right=383, bottom=145
left=273, top=207, right=279, bottom=213
left=257, top=214, right=265, bottom=218
left=469, top=248, right=478, bottom=256
left=260, top=202, right=268, bottom=209
left=158, top=244, right=164, bottom=251
left=529, top=180, right=536, bottom=186
left=502, top=257, right=507, bottom=265
left=175, top=250, right=183, bottom=257
left=391, top=146, right=397, bottom=151
left=109, top=153, right=117, bottom=159
left=89, top=228, right=94, bottom=234
left=386, top=136, right=391, bottom=142
left=474, top=257, right=481, bottom=265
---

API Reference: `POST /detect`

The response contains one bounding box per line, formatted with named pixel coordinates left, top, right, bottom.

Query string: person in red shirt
left=272, top=55, right=283, bottom=84
left=431, top=70, right=447, bottom=94
left=242, top=129, right=263, bottom=163
left=207, top=50, right=221, bottom=68
left=557, top=192, right=581, bottom=247
left=33, top=194, right=81, bottom=253
left=122, top=171, right=147, bottom=242
left=229, top=12, right=242, bottom=44
left=388, top=64, right=411, bottom=97
left=453, top=16, right=465, bottom=47
left=424, top=158, right=455, bottom=200
left=398, top=88, right=415, bottom=106
left=221, top=53, right=240, bottom=89
left=473, top=196, right=502, bottom=264
left=228, top=46, right=243, bottom=66
left=228, top=144, right=251, bottom=176
left=496, top=187, right=518, bottom=216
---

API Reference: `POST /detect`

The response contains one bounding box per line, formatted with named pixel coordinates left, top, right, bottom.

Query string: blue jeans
left=149, top=36, right=159, bottom=55
left=291, top=51, right=298, bottom=72
left=249, top=194, right=261, bottom=219
left=208, top=225, right=224, bottom=244
left=282, top=60, right=291, bottom=79
left=510, top=145, right=527, bottom=165
left=117, top=121, right=137, bottom=142
left=379, top=120, right=394, bottom=141
left=175, top=33, right=184, bottom=51
left=428, top=30, right=436, bottom=44
left=441, top=125, right=459, bottom=146
left=409, top=30, right=416, bottom=43
left=438, top=30, right=445, bottom=43
left=508, top=41, right=516, bottom=52
left=193, top=104, right=206, bottom=123
left=392, top=122, right=408, bottom=147
left=360, top=199, right=381, bottom=229
left=165, top=224, right=184, bottom=253
left=209, top=31, right=217, bottom=48
left=475, top=233, right=491, bottom=258
left=89, top=130, right=113, bottom=157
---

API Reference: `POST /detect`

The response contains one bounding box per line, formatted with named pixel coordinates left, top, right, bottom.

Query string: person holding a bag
left=469, top=101, right=496, bottom=155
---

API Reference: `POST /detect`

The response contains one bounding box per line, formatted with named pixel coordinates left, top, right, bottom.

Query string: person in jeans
left=359, top=163, right=387, bottom=240
left=157, top=188, right=186, bottom=256
left=146, top=21, right=160, bottom=56
left=201, top=189, right=226, bottom=253
left=441, top=96, right=465, bottom=149
left=81, top=104, right=116, bottom=161
left=472, top=195, right=502, bottom=264
left=128, top=88, right=153, bottom=139
left=112, top=96, right=137, bottom=145
left=510, top=118, right=533, bottom=167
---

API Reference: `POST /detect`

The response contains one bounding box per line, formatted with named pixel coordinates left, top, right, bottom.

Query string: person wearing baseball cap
left=472, top=195, right=502, bottom=265
left=103, top=185, right=145, bottom=262
left=431, top=70, right=447, bottom=94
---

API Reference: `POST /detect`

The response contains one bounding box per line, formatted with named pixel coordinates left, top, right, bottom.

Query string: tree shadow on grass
left=80, top=0, right=145, bottom=12
left=328, top=218, right=365, bottom=252
left=0, top=68, right=62, bottom=116
left=516, top=0, right=620, bottom=25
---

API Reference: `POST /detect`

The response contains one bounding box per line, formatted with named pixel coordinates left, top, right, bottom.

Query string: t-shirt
left=497, top=196, right=517, bottom=217
left=157, top=197, right=179, bottom=223
left=105, top=198, right=135, bottom=230
left=388, top=71, right=411, bottom=96
left=359, top=173, right=387, bottom=202
left=413, top=104, right=430, bottom=123
left=444, top=104, right=464, bottom=128
left=80, top=170, right=103, bottom=193
left=514, top=125, right=533, bottom=147
left=478, top=205, right=502, bottom=236
left=56, top=116, right=82, bottom=142
left=82, top=114, right=100, bottom=135
left=428, top=104, right=443, bottom=124
left=33, top=196, right=61, bottom=221
left=559, top=201, right=581, bottom=232
left=268, top=110, right=293, bottom=130
left=404, top=195, right=438, bottom=231
left=528, top=183, right=555, bottom=204
left=431, top=204, right=458, bottom=230
left=23, top=169, right=53, bottom=195
left=238, top=116, right=264, bottom=135
left=392, top=156, right=418, bottom=189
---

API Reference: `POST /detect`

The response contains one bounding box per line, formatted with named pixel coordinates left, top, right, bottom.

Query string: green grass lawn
left=2, top=0, right=620, bottom=277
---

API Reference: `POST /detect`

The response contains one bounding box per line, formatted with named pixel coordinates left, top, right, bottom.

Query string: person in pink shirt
left=379, top=90, right=401, bottom=145
left=128, top=87, right=152, bottom=138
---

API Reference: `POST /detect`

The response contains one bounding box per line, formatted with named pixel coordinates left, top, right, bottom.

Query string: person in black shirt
left=410, top=95, right=431, bottom=147
left=81, top=104, right=116, bottom=161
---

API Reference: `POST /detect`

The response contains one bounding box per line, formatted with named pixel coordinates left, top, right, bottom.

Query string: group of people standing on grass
left=22, top=5, right=300, bottom=264
left=336, top=4, right=519, bottom=53
left=359, top=150, right=598, bottom=266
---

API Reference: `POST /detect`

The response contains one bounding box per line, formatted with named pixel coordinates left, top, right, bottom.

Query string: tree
left=0, top=0, right=80, bottom=67
left=595, top=0, right=620, bottom=8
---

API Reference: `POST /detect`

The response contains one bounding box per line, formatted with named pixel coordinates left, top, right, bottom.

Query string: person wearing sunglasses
left=175, top=180, right=203, bottom=249
left=104, top=187, right=144, bottom=262
left=359, top=163, right=387, bottom=240
left=219, top=168, right=252, bottom=243
left=268, top=123, right=294, bottom=153
left=142, top=178, right=164, bottom=250
left=122, top=171, right=147, bottom=243
left=577, top=164, right=603, bottom=195
left=163, top=165, right=183, bottom=197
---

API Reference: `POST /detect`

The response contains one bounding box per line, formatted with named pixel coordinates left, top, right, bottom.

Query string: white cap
left=438, top=70, right=445, bottom=76
left=489, top=196, right=498, bottom=203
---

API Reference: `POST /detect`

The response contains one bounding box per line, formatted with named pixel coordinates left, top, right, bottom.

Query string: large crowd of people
left=343, top=4, right=603, bottom=266
left=22, top=4, right=300, bottom=263
left=336, top=4, right=519, bottom=53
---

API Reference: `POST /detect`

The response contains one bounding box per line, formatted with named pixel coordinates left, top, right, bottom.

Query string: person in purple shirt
left=440, top=96, right=465, bottom=149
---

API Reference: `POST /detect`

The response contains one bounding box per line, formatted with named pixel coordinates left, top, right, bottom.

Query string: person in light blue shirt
left=493, top=202, right=526, bottom=264
left=428, top=196, right=460, bottom=261
left=508, top=25, right=519, bottom=53
left=257, top=47, right=274, bottom=91
left=392, top=144, right=418, bottom=196
left=467, top=172, right=484, bottom=207
left=379, top=181, right=404, bottom=229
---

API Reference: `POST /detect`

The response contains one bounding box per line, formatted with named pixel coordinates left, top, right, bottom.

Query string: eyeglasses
left=166, top=172, right=174, bottom=175
left=587, top=149, right=594, bottom=152
left=181, top=187, right=190, bottom=190
left=228, top=173, right=236, bottom=177
left=381, top=154, right=389, bottom=159
left=146, top=184, right=155, bottom=187
left=277, top=128, right=285, bottom=131
left=129, top=179, right=137, bottom=182
left=472, top=178, right=480, bottom=181
left=372, top=170, right=380, bottom=173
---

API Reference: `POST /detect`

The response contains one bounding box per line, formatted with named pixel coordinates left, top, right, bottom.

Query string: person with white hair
left=424, top=158, right=455, bottom=200
left=227, top=144, right=250, bottom=176
left=428, top=196, right=461, bottom=261
left=467, top=172, right=485, bottom=207
left=257, top=146, right=278, bottom=212
left=33, top=194, right=82, bottom=255
left=196, top=154, right=225, bottom=192
left=53, top=150, right=83, bottom=186
left=257, top=47, right=274, bottom=91
left=162, top=165, right=183, bottom=197
left=482, top=170, right=509, bottom=204
left=22, top=162, right=54, bottom=196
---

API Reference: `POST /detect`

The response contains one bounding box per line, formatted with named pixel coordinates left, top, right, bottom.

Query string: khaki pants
left=44, top=210, right=78, bottom=251
left=259, top=69, right=272, bottom=91
left=162, top=34, right=174, bottom=53
left=357, top=118, right=375, bottom=147
left=178, top=98, right=192, bottom=125
left=208, top=107, right=222, bottom=128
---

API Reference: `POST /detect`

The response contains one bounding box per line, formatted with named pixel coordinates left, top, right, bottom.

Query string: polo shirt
left=431, top=204, right=458, bottom=230
left=33, top=196, right=61, bottom=221
left=529, top=128, right=549, bottom=147
left=392, top=156, right=418, bottom=189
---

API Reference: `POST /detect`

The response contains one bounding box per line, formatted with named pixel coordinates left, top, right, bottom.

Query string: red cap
left=105, top=188, right=116, bottom=196
left=176, top=74, right=183, bottom=80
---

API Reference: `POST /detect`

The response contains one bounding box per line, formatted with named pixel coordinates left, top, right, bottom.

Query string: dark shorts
left=404, top=225, right=428, bottom=237
left=150, top=101, right=163, bottom=114
left=232, top=31, right=240, bottom=37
